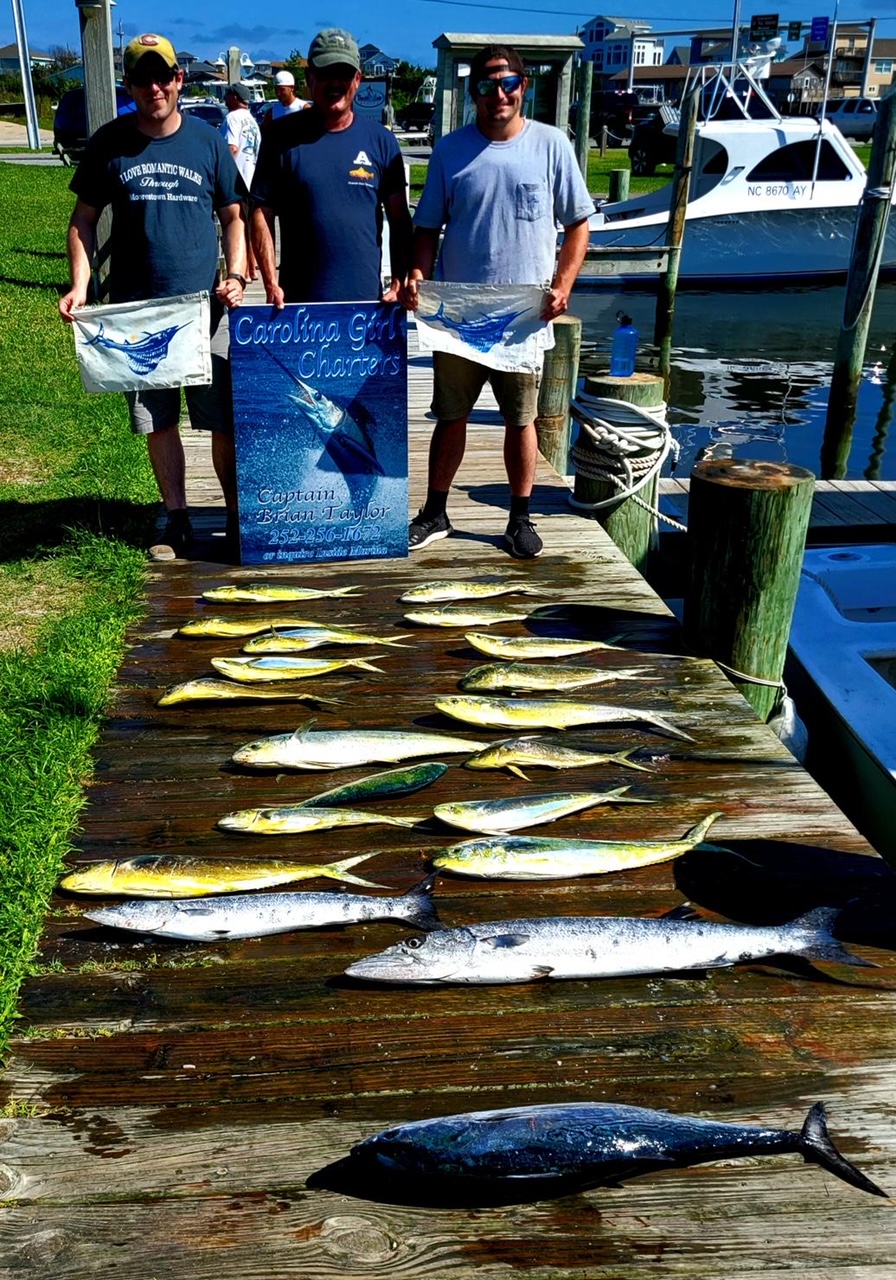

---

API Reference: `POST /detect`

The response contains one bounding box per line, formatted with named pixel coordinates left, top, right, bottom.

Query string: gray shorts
left=125, top=302, right=233, bottom=437
left=431, top=352, right=539, bottom=428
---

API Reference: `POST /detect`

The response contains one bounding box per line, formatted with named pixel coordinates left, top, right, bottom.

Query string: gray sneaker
left=504, top=516, right=543, bottom=559
left=408, top=509, right=453, bottom=550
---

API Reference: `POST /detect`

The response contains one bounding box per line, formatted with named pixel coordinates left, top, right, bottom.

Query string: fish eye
left=405, top=935, right=425, bottom=950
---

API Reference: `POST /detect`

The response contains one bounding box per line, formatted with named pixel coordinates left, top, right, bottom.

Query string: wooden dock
left=1, top=331, right=895, bottom=1278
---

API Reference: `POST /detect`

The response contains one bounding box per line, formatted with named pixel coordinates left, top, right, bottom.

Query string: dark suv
left=53, top=86, right=135, bottom=166
left=628, top=105, right=680, bottom=176
left=570, top=90, right=654, bottom=145
left=395, top=101, right=434, bottom=132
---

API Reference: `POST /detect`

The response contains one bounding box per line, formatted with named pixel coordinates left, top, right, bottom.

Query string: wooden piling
left=822, top=92, right=896, bottom=478
left=535, top=315, right=582, bottom=477
left=609, top=168, right=630, bottom=203
left=683, top=459, right=815, bottom=721
left=573, top=58, right=593, bottom=180
left=571, top=371, right=666, bottom=573
left=654, top=84, right=700, bottom=350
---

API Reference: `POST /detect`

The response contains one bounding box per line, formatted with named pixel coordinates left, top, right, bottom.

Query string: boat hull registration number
left=747, top=184, right=808, bottom=198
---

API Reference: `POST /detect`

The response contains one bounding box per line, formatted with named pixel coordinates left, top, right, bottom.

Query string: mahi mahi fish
left=344, top=904, right=869, bottom=984
left=343, top=1100, right=886, bottom=1199
left=211, top=655, right=384, bottom=683
left=232, top=721, right=486, bottom=770
left=202, top=583, right=364, bottom=603
left=464, top=736, right=653, bottom=778
left=84, top=874, right=441, bottom=941
left=301, top=762, right=449, bottom=807
left=435, top=695, right=693, bottom=740
left=178, top=615, right=323, bottom=638
left=399, top=581, right=550, bottom=604
left=432, top=812, right=721, bottom=879
left=243, top=626, right=413, bottom=653
left=60, top=852, right=385, bottom=897
left=433, top=786, right=648, bottom=836
left=459, top=662, right=650, bottom=693
left=405, top=604, right=540, bottom=628
left=156, top=678, right=343, bottom=706
left=218, top=804, right=424, bottom=835
left=465, top=632, right=626, bottom=659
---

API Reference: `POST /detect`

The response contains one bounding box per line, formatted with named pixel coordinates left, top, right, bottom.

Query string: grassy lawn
left=0, top=164, right=158, bottom=1064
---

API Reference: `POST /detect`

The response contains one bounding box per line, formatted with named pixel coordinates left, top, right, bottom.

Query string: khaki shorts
left=125, top=300, right=233, bottom=437
left=432, top=352, right=540, bottom=427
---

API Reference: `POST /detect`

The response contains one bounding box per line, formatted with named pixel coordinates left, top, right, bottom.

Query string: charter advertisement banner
left=230, top=301, right=408, bottom=564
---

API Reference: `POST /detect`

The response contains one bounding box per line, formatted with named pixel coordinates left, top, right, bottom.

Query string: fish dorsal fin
left=482, top=933, right=530, bottom=949
left=290, top=718, right=317, bottom=740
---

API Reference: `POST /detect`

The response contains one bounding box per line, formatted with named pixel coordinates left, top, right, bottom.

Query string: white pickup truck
left=818, top=97, right=878, bottom=140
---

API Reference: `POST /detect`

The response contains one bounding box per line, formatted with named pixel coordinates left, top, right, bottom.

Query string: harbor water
left=570, top=283, right=896, bottom=481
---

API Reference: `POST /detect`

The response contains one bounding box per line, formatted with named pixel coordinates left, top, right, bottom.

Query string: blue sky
left=8, top=1, right=896, bottom=74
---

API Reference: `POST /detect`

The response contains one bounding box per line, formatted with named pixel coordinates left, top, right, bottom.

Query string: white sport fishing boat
left=578, top=55, right=892, bottom=289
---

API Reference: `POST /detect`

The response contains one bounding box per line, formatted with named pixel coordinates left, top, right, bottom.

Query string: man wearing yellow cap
left=58, top=33, right=247, bottom=560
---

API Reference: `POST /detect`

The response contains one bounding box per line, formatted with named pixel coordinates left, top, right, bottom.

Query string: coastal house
left=0, top=42, right=54, bottom=73
left=577, top=15, right=663, bottom=88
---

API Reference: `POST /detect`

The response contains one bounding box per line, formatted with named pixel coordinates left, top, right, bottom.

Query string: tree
left=48, top=45, right=81, bottom=71
left=283, top=50, right=308, bottom=96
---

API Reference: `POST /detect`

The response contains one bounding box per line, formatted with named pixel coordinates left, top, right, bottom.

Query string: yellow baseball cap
left=124, top=34, right=179, bottom=76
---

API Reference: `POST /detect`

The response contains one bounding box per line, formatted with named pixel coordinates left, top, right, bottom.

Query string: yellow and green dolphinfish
left=60, top=852, right=386, bottom=897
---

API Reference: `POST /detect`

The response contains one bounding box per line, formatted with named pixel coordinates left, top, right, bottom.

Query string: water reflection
left=569, top=283, right=896, bottom=479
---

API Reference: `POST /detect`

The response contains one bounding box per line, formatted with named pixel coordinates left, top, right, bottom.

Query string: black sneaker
left=504, top=516, right=543, bottom=559
left=150, top=509, right=193, bottom=561
left=408, top=509, right=453, bottom=550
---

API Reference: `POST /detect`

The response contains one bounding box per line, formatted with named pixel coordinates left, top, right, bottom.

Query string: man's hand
left=58, top=287, right=87, bottom=323
left=382, top=278, right=402, bottom=304
left=541, top=286, right=570, bottom=321
left=216, top=276, right=246, bottom=310
left=401, top=271, right=425, bottom=311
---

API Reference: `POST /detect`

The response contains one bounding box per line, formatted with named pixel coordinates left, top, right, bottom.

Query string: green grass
left=0, top=164, right=160, bottom=1061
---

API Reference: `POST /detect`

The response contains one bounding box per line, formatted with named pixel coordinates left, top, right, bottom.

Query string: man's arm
left=58, top=200, right=101, bottom=322
left=381, top=189, right=414, bottom=303
left=402, top=225, right=441, bottom=311
left=542, top=217, right=590, bottom=320
left=215, top=202, right=249, bottom=309
left=250, top=203, right=285, bottom=309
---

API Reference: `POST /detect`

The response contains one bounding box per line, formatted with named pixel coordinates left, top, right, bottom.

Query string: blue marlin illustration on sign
left=418, top=301, right=530, bottom=353
left=230, top=302, right=408, bottom=565
left=82, top=320, right=191, bottom=375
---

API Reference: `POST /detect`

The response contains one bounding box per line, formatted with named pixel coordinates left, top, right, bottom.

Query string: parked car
left=250, top=99, right=273, bottom=125
left=817, top=97, right=878, bottom=140
left=179, top=99, right=227, bottom=127
left=52, top=86, right=135, bottom=166
left=628, top=107, right=680, bottom=176
left=395, top=101, right=434, bottom=132
left=569, top=91, right=660, bottom=145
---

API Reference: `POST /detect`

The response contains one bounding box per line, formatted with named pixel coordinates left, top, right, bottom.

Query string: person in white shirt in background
left=222, top=83, right=262, bottom=280
left=268, top=70, right=310, bottom=124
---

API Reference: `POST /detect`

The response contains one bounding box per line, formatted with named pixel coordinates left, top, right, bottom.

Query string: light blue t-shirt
left=414, top=119, right=594, bottom=286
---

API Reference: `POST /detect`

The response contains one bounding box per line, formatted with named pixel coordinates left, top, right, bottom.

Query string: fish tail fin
left=349, top=657, right=386, bottom=673
left=333, top=586, right=365, bottom=597
left=399, top=872, right=442, bottom=931
left=380, top=634, right=415, bottom=647
left=614, top=748, right=654, bottom=773
left=645, top=711, right=694, bottom=741
left=324, top=854, right=386, bottom=889
left=684, top=811, right=724, bottom=845
left=791, top=907, right=878, bottom=968
left=799, top=1102, right=888, bottom=1196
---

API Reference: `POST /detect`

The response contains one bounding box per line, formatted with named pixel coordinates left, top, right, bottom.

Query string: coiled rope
left=568, top=392, right=687, bottom=532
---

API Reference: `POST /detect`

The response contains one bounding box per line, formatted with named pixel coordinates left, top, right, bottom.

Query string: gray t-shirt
left=414, top=119, right=594, bottom=286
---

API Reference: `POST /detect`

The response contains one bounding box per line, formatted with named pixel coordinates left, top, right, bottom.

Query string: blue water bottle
left=610, top=311, right=638, bottom=377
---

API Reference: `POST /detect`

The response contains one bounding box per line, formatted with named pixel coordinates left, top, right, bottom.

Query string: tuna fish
left=344, top=1100, right=886, bottom=1200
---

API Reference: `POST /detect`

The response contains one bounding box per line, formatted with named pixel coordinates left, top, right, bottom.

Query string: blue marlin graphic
left=286, top=377, right=384, bottom=477
left=418, top=301, right=531, bottom=353
left=83, top=320, right=191, bottom=375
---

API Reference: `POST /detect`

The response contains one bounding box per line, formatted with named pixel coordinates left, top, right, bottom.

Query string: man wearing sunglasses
left=405, top=44, right=593, bottom=559
left=58, top=33, right=247, bottom=561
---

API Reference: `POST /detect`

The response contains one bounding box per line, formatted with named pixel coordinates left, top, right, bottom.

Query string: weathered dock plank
left=1, top=335, right=894, bottom=1279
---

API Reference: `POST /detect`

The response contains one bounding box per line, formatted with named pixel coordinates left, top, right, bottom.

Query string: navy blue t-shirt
left=71, top=113, right=243, bottom=303
left=251, top=110, right=405, bottom=302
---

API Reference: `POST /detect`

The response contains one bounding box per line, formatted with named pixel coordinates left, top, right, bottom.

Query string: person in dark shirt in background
left=251, top=27, right=412, bottom=304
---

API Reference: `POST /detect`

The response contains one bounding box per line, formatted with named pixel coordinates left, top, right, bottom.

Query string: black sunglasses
left=476, top=74, right=523, bottom=97
left=129, top=67, right=178, bottom=88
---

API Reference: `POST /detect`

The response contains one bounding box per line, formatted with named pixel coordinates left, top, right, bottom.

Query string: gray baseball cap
left=308, top=28, right=361, bottom=72
left=226, top=82, right=250, bottom=102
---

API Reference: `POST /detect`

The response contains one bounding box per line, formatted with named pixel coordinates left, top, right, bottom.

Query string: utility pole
left=10, top=0, right=41, bottom=150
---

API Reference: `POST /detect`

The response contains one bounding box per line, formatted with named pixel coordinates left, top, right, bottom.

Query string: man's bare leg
left=145, top=424, right=186, bottom=511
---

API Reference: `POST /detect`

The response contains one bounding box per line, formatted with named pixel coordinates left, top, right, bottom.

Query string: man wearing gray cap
left=251, top=27, right=411, bottom=304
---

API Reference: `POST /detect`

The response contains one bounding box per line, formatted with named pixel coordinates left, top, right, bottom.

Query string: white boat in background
left=786, top=546, right=896, bottom=865
left=578, top=56, right=891, bottom=289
